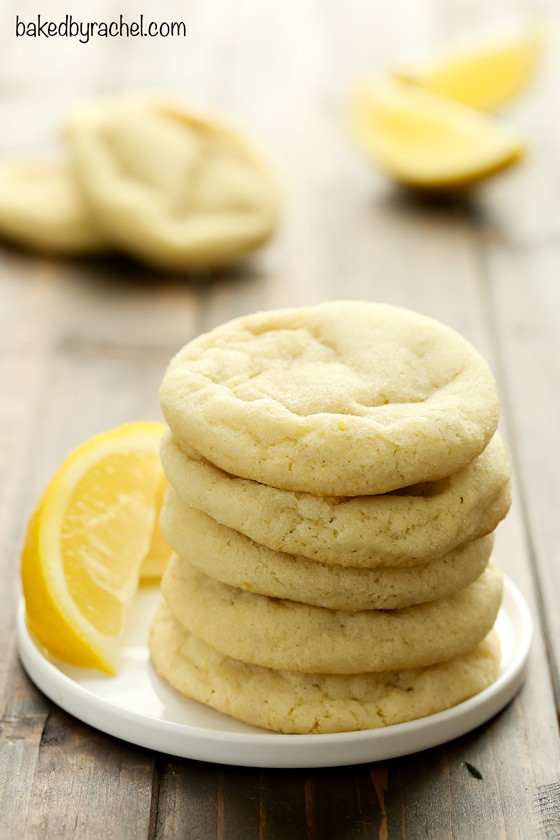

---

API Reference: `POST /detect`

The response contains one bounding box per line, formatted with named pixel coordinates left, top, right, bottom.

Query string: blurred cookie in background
left=65, top=95, right=281, bottom=270
left=0, top=159, right=107, bottom=255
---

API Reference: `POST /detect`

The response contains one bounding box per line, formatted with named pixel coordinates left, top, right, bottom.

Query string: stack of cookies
left=149, top=301, right=511, bottom=734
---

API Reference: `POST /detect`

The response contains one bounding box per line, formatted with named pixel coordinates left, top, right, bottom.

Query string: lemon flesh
left=139, top=474, right=172, bottom=579
left=21, top=421, right=167, bottom=673
left=350, top=79, right=524, bottom=189
left=394, top=29, right=541, bottom=111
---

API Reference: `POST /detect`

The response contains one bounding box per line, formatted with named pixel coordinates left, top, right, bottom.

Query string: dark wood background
left=1, top=0, right=559, bottom=837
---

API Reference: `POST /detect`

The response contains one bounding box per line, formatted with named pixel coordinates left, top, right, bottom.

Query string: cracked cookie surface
left=66, top=96, right=280, bottom=269
left=160, top=302, right=500, bottom=495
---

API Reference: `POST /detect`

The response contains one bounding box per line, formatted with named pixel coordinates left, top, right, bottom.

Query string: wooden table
left=1, top=1, right=560, bottom=837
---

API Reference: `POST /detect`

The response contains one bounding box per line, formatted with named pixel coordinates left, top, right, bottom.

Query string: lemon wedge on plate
left=21, top=421, right=168, bottom=674
left=350, top=78, right=524, bottom=189
left=394, top=28, right=542, bottom=111
left=139, top=473, right=172, bottom=579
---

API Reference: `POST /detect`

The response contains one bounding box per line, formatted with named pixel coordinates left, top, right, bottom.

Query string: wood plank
left=476, top=37, right=560, bottom=692
left=483, top=231, right=560, bottom=683
left=15, top=706, right=156, bottom=839
left=150, top=758, right=222, bottom=838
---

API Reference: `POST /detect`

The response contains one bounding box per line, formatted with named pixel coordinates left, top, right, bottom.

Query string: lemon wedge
left=21, top=421, right=167, bottom=674
left=394, top=28, right=542, bottom=111
left=139, top=474, right=172, bottom=579
left=350, top=78, right=524, bottom=189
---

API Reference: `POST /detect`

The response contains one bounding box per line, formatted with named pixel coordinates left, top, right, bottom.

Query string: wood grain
left=1, top=1, right=559, bottom=838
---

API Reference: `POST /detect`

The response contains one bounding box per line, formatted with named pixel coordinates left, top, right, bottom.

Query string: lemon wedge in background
left=21, top=421, right=167, bottom=674
left=394, top=28, right=542, bottom=111
left=350, top=79, right=524, bottom=189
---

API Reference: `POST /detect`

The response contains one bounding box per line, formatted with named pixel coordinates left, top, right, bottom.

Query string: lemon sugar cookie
left=161, top=430, right=510, bottom=565
left=0, top=159, right=106, bottom=255
left=160, top=491, right=494, bottom=610
left=161, top=555, right=503, bottom=674
left=66, top=96, right=281, bottom=270
left=160, top=302, right=500, bottom=495
left=149, top=601, right=501, bottom=734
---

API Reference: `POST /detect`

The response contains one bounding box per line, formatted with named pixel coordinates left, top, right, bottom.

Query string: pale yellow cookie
left=161, top=490, right=494, bottom=610
left=66, top=96, right=280, bottom=269
left=161, top=430, right=510, bottom=566
left=159, top=302, right=500, bottom=495
left=149, top=601, right=501, bottom=734
left=0, top=159, right=106, bottom=254
left=162, top=555, right=503, bottom=674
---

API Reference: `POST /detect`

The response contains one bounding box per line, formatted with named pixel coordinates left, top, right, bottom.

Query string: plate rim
left=16, top=574, right=533, bottom=768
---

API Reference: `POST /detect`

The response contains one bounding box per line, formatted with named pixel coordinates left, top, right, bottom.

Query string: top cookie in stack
left=151, top=301, right=510, bottom=734
left=159, top=301, right=499, bottom=495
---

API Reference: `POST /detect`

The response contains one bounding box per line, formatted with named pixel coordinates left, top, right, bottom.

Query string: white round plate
left=17, top=575, right=532, bottom=768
